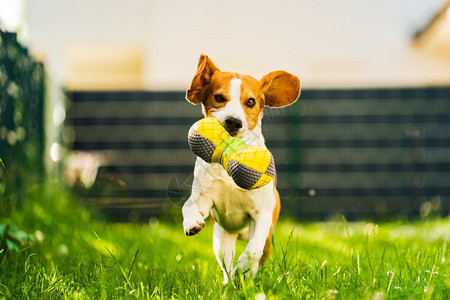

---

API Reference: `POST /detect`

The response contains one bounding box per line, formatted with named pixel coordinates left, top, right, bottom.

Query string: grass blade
left=92, top=230, right=132, bottom=289
left=127, top=249, right=139, bottom=280
left=0, top=158, right=7, bottom=175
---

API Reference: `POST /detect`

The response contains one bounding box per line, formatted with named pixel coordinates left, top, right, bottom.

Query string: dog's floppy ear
left=260, top=71, right=300, bottom=108
left=186, top=54, right=219, bottom=105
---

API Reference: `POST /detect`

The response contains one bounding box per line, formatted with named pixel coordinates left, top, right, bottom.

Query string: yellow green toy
left=188, top=117, right=275, bottom=190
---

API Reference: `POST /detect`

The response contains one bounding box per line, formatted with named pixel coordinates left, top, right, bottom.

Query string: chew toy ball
left=188, top=117, right=275, bottom=189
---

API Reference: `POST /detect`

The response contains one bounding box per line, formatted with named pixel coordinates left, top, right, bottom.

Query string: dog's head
left=186, top=55, right=300, bottom=137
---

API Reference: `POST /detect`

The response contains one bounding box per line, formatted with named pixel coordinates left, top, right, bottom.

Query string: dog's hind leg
left=237, top=227, right=249, bottom=242
left=213, top=224, right=238, bottom=284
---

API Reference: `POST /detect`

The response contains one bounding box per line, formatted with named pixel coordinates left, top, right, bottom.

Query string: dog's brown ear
left=260, top=70, right=300, bottom=108
left=186, top=54, right=219, bottom=104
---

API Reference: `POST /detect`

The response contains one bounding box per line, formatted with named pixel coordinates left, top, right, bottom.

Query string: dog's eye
left=246, top=98, right=256, bottom=108
left=214, top=94, right=226, bottom=103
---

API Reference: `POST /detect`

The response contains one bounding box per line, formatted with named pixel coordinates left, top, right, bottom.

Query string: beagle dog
left=182, top=55, right=300, bottom=283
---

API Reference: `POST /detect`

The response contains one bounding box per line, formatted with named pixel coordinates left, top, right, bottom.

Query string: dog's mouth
left=225, top=127, right=242, bottom=137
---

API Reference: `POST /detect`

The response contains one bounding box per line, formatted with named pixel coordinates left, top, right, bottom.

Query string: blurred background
left=1, top=0, right=449, bottom=220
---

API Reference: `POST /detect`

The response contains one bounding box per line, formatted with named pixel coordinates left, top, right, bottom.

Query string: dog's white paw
left=183, top=211, right=205, bottom=236
left=235, top=252, right=259, bottom=278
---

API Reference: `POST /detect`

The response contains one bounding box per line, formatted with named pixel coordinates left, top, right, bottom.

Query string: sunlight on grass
left=1, top=181, right=449, bottom=299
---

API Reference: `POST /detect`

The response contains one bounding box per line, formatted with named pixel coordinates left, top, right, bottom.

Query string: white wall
left=26, top=0, right=450, bottom=90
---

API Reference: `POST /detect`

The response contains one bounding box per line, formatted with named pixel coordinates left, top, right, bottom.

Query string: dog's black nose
left=224, top=117, right=242, bottom=136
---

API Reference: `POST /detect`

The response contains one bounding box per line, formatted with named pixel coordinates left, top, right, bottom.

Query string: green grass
left=1, top=181, right=449, bottom=299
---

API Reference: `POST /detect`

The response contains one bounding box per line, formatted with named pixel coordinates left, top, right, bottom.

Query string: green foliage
left=0, top=223, right=33, bottom=253
left=0, top=29, right=45, bottom=202
left=0, top=181, right=448, bottom=299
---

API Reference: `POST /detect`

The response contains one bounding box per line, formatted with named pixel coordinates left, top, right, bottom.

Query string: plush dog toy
left=188, top=117, right=275, bottom=189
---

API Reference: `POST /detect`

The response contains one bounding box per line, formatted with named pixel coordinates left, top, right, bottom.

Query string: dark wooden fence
left=68, top=87, right=450, bottom=220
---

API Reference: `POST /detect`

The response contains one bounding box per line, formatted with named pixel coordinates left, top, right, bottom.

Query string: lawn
left=0, top=181, right=449, bottom=299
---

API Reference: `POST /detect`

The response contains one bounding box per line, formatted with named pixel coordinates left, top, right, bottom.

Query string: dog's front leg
left=182, top=187, right=213, bottom=236
left=235, top=212, right=273, bottom=278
